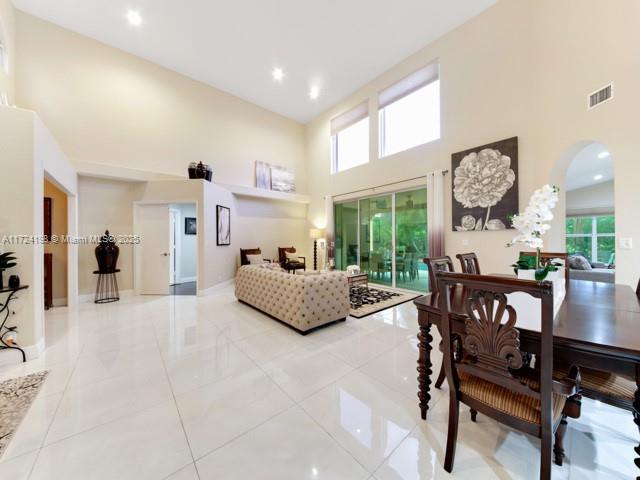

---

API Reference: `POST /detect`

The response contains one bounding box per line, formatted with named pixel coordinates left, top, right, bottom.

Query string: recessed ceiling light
left=309, top=85, right=320, bottom=100
left=126, top=10, right=142, bottom=27
left=594, top=174, right=604, bottom=181
left=597, top=151, right=610, bottom=159
left=272, top=68, right=284, bottom=82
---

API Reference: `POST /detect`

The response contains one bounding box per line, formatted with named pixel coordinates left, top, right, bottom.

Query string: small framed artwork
left=216, top=205, right=231, bottom=246
left=185, top=217, right=197, bottom=235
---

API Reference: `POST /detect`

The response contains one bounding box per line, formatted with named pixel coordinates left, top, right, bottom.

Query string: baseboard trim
left=197, top=279, right=234, bottom=297
left=0, top=337, right=46, bottom=367
left=177, top=276, right=197, bottom=283
left=52, top=298, right=68, bottom=307
left=78, top=289, right=134, bottom=304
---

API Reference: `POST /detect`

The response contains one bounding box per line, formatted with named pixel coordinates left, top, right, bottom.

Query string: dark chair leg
left=554, top=415, right=568, bottom=466
left=444, top=394, right=459, bottom=473
left=435, top=362, right=446, bottom=389
left=470, top=409, right=478, bottom=422
left=541, top=430, right=553, bottom=480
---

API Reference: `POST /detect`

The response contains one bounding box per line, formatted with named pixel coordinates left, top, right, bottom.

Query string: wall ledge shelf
left=219, top=183, right=310, bottom=204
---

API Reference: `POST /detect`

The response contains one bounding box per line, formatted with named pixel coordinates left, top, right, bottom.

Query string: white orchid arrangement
left=507, top=184, right=560, bottom=280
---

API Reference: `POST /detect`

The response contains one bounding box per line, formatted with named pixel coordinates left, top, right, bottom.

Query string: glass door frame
left=336, top=185, right=426, bottom=291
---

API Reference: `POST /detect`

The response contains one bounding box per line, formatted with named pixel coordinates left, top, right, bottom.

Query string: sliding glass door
left=334, top=187, right=428, bottom=292
left=395, top=189, right=428, bottom=291
left=334, top=201, right=359, bottom=270
left=359, top=195, right=393, bottom=287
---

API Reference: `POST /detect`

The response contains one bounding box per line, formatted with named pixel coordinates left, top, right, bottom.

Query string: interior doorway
left=169, top=203, right=197, bottom=295
left=564, top=142, right=615, bottom=283
left=134, top=202, right=197, bottom=296
left=43, top=178, right=69, bottom=308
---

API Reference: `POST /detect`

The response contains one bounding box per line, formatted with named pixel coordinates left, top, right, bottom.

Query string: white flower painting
left=451, top=137, right=519, bottom=232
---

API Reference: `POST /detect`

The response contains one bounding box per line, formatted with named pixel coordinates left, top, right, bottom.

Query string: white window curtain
left=330, top=102, right=369, bottom=136
left=324, top=195, right=335, bottom=268
left=378, top=61, right=439, bottom=109
left=427, top=171, right=445, bottom=257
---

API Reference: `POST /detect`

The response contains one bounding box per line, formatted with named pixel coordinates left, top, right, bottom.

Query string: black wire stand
left=93, top=269, right=120, bottom=304
left=0, top=285, right=29, bottom=362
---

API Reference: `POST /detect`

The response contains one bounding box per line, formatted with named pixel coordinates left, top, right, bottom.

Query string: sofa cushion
left=568, top=255, right=592, bottom=270
left=246, top=254, right=264, bottom=265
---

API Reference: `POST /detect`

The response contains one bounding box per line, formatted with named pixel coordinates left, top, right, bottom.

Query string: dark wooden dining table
left=413, top=278, right=640, bottom=474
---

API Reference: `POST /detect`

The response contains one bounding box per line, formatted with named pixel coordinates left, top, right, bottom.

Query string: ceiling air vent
left=588, top=83, right=613, bottom=109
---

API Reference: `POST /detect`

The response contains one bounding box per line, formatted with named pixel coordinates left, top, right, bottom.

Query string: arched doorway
left=563, top=142, right=615, bottom=283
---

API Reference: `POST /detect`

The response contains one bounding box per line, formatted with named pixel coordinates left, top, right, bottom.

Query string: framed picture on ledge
left=216, top=205, right=231, bottom=246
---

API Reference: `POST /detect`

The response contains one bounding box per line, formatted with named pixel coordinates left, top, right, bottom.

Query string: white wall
left=235, top=197, right=309, bottom=264
left=566, top=181, right=614, bottom=216
left=0, top=0, right=15, bottom=103
left=0, top=106, right=77, bottom=353
left=170, top=203, right=197, bottom=282
left=77, top=177, right=310, bottom=294
left=15, top=12, right=307, bottom=192
left=77, top=177, right=142, bottom=295
left=305, top=0, right=640, bottom=287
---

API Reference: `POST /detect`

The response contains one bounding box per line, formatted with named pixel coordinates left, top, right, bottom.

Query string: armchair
left=278, top=247, right=306, bottom=273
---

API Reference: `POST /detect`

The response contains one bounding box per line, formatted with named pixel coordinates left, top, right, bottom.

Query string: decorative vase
left=517, top=267, right=566, bottom=306
left=8, top=275, right=20, bottom=289
left=95, top=230, right=120, bottom=273
left=196, top=161, right=206, bottom=179
left=187, top=162, right=198, bottom=179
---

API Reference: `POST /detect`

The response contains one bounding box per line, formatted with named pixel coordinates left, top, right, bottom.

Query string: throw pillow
left=568, top=255, right=591, bottom=270
left=246, top=254, right=264, bottom=265
left=285, top=252, right=299, bottom=262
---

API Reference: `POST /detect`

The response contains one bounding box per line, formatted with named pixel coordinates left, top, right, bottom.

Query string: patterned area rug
left=0, top=371, right=49, bottom=458
left=349, top=286, right=421, bottom=318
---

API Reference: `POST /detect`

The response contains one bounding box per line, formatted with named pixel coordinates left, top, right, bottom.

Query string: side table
left=347, top=273, right=369, bottom=288
left=0, top=285, right=29, bottom=362
left=93, top=269, right=120, bottom=304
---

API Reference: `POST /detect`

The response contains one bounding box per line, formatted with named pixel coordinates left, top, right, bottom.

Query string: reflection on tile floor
left=0, top=287, right=636, bottom=479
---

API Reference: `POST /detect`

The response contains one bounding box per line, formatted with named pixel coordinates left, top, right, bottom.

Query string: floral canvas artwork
left=451, top=137, right=518, bottom=232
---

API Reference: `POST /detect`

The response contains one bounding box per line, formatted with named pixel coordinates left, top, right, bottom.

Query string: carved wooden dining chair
left=519, top=251, right=570, bottom=282
left=424, top=256, right=455, bottom=294
left=456, top=252, right=481, bottom=274
left=436, top=272, right=580, bottom=479
left=563, top=277, right=640, bottom=465
left=424, top=256, right=456, bottom=390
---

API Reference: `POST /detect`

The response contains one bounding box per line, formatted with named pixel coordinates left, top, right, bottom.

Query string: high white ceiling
left=565, top=143, right=614, bottom=191
left=13, top=0, right=496, bottom=122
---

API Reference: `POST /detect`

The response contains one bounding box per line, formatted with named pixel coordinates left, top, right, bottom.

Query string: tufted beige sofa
left=235, top=266, right=350, bottom=334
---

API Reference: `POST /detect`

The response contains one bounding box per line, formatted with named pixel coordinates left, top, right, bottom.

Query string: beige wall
left=306, top=0, right=640, bottom=287
left=0, top=0, right=15, bottom=103
left=567, top=181, right=614, bottom=216
left=76, top=177, right=310, bottom=295
left=44, top=178, right=68, bottom=304
left=77, top=177, right=142, bottom=296
left=14, top=12, right=307, bottom=192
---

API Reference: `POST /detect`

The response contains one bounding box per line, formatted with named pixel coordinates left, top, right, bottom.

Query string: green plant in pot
left=0, top=252, right=17, bottom=290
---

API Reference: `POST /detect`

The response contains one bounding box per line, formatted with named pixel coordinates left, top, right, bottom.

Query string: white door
left=137, top=204, right=171, bottom=295
left=169, top=209, right=179, bottom=285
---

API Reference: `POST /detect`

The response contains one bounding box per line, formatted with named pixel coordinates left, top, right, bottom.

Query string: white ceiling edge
left=12, top=0, right=497, bottom=123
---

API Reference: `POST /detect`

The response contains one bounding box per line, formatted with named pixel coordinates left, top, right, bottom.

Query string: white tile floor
left=0, top=286, right=636, bottom=479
